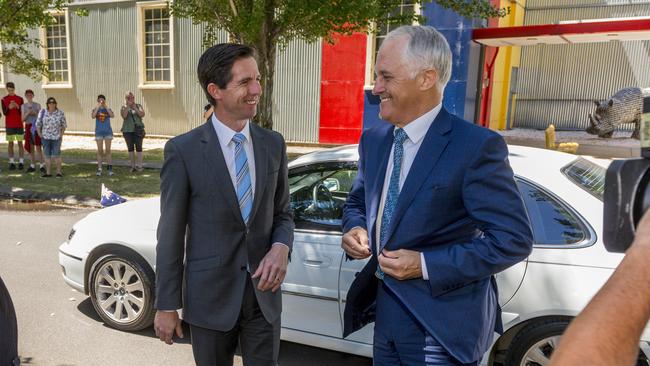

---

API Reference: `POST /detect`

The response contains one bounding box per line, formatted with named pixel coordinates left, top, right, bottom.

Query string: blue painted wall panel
left=362, top=1, right=480, bottom=130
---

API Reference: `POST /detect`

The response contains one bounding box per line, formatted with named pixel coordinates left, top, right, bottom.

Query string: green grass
left=63, top=148, right=164, bottom=162
left=0, top=163, right=160, bottom=199
left=0, top=141, right=303, bottom=201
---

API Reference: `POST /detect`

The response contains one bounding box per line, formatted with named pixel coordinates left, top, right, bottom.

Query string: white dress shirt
left=210, top=113, right=287, bottom=251
left=376, top=103, right=442, bottom=280
left=211, top=113, right=256, bottom=198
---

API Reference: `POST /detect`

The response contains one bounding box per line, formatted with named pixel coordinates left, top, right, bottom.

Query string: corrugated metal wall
left=273, top=39, right=322, bottom=143
left=514, top=0, right=650, bottom=131
left=4, top=0, right=321, bottom=142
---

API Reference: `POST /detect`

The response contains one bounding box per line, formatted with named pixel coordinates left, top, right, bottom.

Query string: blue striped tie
left=232, top=133, right=253, bottom=224
left=376, top=128, right=408, bottom=280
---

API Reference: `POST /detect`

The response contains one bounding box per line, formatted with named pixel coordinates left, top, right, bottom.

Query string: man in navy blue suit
left=341, top=25, right=533, bottom=365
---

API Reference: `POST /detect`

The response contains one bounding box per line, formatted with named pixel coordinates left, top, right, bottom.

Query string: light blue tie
left=376, top=128, right=408, bottom=280
left=232, top=133, right=253, bottom=224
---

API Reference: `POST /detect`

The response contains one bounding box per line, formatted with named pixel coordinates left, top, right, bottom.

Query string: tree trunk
left=255, top=45, right=275, bottom=130
left=251, top=0, right=276, bottom=130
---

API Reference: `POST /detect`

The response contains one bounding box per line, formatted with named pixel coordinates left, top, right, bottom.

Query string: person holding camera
left=92, top=94, right=115, bottom=176
left=120, top=91, right=146, bottom=172
left=550, top=209, right=650, bottom=366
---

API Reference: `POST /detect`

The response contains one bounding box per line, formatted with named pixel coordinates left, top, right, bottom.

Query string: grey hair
left=384, top=25, right=452, bottom=90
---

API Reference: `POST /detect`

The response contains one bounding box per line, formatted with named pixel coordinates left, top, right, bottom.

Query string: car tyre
left=89, top=252, right=155, bottom=331
left=504, top=317, right=570, bottom=366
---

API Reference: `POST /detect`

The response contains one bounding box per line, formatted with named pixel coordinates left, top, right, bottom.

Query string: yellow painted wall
left=488, top=0, right=526, bottom=130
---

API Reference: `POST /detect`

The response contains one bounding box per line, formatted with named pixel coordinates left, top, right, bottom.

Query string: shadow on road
left=75, top=298, right=371, bottom=364
left=75, top=298, right=191, bottom=344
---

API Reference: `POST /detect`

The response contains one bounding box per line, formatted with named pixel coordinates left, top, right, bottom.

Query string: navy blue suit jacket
left=342, top=108, right=533, bottom=363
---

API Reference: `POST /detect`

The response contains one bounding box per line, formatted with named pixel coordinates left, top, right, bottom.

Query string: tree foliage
left=0, top=0, right=86, bottom=79
left=171, top=0, right=500, bottom=129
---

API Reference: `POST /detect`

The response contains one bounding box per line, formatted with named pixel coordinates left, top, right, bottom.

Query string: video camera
left=603, top=95, right=650, bottom=252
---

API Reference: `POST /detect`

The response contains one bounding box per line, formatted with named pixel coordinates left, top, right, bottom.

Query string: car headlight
left=68, top=228, right=76, bottom=241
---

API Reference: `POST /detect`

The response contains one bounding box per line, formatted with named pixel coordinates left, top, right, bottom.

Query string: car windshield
left=560, top=157, right=606, bottom=201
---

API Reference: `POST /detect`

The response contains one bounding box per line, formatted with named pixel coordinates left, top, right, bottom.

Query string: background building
left=0, top=0, right=483, bottom=144
left=477, top=0, right=650, bottom=132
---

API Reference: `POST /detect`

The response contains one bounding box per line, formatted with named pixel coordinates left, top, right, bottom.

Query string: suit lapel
left=367, top=126, right=394, bottom=254
left=383, top=108, right=453, bottom=247
left=248, top=123, right=268, bottom=225
left=201, top=122, right=245, bottom=226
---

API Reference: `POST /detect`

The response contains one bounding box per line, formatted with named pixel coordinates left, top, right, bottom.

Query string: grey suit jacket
left=155, top=121, right=294, bottom=331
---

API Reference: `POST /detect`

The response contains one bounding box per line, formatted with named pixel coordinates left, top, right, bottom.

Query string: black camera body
left=603, top=95, right=650, bottom=252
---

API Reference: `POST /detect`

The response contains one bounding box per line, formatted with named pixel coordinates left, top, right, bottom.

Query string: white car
left=59, top=145, right=650, bottom=365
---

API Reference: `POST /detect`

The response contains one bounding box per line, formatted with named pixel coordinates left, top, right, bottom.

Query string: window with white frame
left=138, top=2, right=173, bottom=87
left=365, top=0, right=419, bottom=86
left=44, top=11, right=71, bottom=84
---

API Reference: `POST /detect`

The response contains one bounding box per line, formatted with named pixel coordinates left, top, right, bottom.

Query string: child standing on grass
left=21, top=89, right=44, bottom=173
left=91, top=94, right=115, bottom=176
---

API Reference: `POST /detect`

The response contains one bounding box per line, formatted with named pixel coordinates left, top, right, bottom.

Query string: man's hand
left=378, top=249, right=422, bottom=280
left=341, top=227, right=371, bottom=259
left=154, top=310, right=183, bottom=345
left=252, top=244, right=289, bottom=292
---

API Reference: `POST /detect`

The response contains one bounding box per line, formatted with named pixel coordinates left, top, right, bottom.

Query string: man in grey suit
left=154, top=43, right=294, bottom=366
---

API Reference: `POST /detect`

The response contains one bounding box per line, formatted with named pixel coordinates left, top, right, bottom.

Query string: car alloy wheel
left=89, top=252, right=155, bottom=331
left=504, top=317, right=570, bottom=366
left=519, top=335, right=561, bottom=366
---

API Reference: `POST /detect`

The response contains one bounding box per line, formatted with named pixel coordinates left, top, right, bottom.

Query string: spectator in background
left=36, top=97, right=67, bottom=178
left=120, top=91, right=146, bottom=172
left=21, top=89, right=45, bottom=173
left=92, top=94, right=115, bottom=176
left=2, top=82, right=25, bottom=171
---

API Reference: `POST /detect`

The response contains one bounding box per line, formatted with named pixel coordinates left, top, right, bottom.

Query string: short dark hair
left=197, top=43, right=257, bottom=106
left=25, top=89, right=34, bottom=96
left=46, top=97, right=57, bottom=107
left=97, top=94, right=106, bottom=101
left=6, top=82, right=15, bottom=89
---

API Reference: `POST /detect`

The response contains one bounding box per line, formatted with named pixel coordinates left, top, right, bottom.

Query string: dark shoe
left=130, top=167, right=136, bottom=173
left=56, top=173, right=63, bottom=178
left=39, top=166, right=46, bottom=173
left=18, top=163, right=24, bottom=170
left=41, top=173, right=52, bottom=178
left=26, top=166, right=36, bottom=173
left=9, top=163, right=16, bottom=170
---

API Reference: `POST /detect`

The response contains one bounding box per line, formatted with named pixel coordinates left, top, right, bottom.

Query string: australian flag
left=100, top=184, right=126, bottom=207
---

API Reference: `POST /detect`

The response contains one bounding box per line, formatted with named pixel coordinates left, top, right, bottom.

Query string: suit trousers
left=189, top=274, right=280, bottom=366
left=373, top=282, right=479, bottom=366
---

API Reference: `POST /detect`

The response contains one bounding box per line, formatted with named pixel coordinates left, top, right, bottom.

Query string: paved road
left=0, top=205, right=372, bottom=366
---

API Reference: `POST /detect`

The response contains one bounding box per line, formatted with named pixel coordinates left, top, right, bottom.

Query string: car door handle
left=302, top=257, right=331, bottom=267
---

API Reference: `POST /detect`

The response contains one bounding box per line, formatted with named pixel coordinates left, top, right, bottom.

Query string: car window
left=561, top=157, right=606, bottom=201
left=289, top=162, right=357, bottom=231
left=516, top=179, right=588, bottom=246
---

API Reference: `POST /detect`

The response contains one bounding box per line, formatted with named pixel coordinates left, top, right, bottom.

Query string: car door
left=281, top=162, right=357, bottom=338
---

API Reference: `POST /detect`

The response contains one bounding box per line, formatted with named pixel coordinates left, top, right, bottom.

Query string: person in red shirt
left=1, top=82, right=25, bottom=170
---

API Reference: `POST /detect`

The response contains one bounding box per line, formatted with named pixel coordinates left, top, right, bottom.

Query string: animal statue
left=586, top=87, right=643, bottom=139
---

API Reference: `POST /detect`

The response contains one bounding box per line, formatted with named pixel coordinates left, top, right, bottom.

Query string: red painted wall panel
left=319, top=33, right=367, bottom=144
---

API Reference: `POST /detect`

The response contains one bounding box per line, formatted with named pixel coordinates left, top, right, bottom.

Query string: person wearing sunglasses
left=35, top=97, right=66, bottom=177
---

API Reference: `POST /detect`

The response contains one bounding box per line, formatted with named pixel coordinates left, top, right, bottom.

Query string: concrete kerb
left=0, top=185, right=101, bottom=208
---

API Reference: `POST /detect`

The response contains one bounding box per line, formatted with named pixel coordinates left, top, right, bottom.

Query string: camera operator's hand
left=550, top=210, right=650, bottom=366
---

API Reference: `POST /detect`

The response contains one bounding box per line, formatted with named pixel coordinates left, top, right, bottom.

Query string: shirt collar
left=210, top=113, right=251, bottom=147
left=399, top=102, right=442, bottom=144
